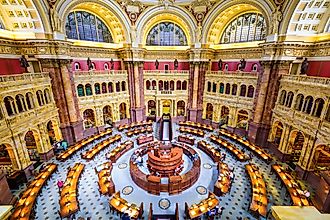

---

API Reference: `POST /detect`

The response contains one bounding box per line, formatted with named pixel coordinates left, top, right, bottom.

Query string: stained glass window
left=221, top=13, right=266, bottom=44
left=65, top=11, right=113, bottom=43
left=146, top=22, right=187, bottom=46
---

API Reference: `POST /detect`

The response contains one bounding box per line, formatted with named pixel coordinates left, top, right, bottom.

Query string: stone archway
left=237, top=110, right=249, bottom=130
left=272, top=121, right=284, bottom=147
left=103, top=105, right=113, bottom=125
left=24, top=130, right=42, bottom=162
left=148, top=100, right=156, bottom=116
left=288, top=131, right=305, bottom=163
left=0, top=143, right=18, bottom=170
left=47, top=120, right=61, bottom=145
left=162, top=100, right=171, bottom=115
left=206, top=103, right=213, bottom=120
left=311, top=145, right=330, bottom=171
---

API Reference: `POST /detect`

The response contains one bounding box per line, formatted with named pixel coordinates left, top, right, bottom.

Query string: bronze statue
left=87, top=57, right=93, bottom=71
left=174, top=59, right=178, bottom=70
left=239, top=58, right=246, bottom=71
left=300, top=58, right=308, bottom=75
left=218, top=59, right=223, bottom=70
left=19, top=55, right=29, bottom=72
left=155, top=59, right=159, bottom=70
left=110, top=58, right=114, bottom=70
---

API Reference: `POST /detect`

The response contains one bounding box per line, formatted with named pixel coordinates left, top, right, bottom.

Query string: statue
left=155, top=59, right=159, bottom=70
left=270, top=6, right=283, bottom=34
left=19, top=55, right=29, bottom=72
left=110, top=58, right=114, bottom=70
left=217, top=59, right=222, bottom=70
left=87, top=57, right=93, bottom=71
left=174, top=59, right=178, bottom=70
left=195, top=25, right=202, bottom=43
left=239, top=58, right=246, bottom=71
left=49, top=7, right=62, bottom=32
left=300, top=58, right=308, bottom=75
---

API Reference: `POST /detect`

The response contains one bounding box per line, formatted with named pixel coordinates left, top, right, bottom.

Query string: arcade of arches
left=0, top=0, right=329, bottom=219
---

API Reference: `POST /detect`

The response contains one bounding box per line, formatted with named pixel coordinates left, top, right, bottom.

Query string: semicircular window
left=146, top=22, right=187, bottom=46
left=220, top=13, right=266, bottom=44
left=65, top=11, right=113, bottom=43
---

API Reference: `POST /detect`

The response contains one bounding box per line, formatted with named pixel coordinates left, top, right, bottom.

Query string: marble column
left=248, top=60, right=290, bottom=146
left=125, top=61, right=145, bottom=122
left=40, top=59, right=83, bottom=145
left=187, top=61, right=208, bottom=122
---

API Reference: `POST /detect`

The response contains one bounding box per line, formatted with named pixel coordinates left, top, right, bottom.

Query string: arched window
left=182, top=81, right=187, bottom=90
left=103, top=105, right=112, bottom=125
left=206, top=103, right=213, bottom=120
left=36, top=90, right=45, bottom=106
left=279, top=90, right=287, bottom=105
left=104, top=63, right=109, bottom=70
left=224, top=64, right=229, bottom=71
left=91, top=63, right=96, bottom=70
left=247, top=85, right=255, bottom=98
left=177, top=101, right=185, bottom=116
left=146, top=80, right=151, bottom=90
left=170, top=81, right=174, bottom=91
left=225, top=83, right=231, bottom=94
left=252, top=63, right=258, bottom=72
left=240, top=85, right=247, bottom=97
left=4, top=97, right=16, bottom=116
left=232, top=84, right=238, bottom=95
left=295, top=94, right=304, bottom=111
left=83, top=109, right=95, bottom=129
left=119, top=103, right=127, bottom=120
left=74, top=62, right=81, bottom=71
left=285, top=92, right=294, bottom=108
left=44, top=89, right=51, bottom=104
left=65, top=11, right=113, bottom=43
left=212, top=83, right=217, bottom=93
left=26, top=92, right=34, bottom=109
left=302, top=96, right=314, bottom=114
left=94, top=83, right=100, bottom=94
left=108, top=82, right=114, bottom=93
left=121, top=81, right=126, bottom=91
left=164, top=81, right=169, bottom=90
left=207, top=82, right=212, bottom=92
left=85, top=84, right=93, bottom=96
left=101, top=82, right=107, bottom=93
left=219, top=83, right=224, bottom=94
left=148, top=100, right=156, bottom=116
left=176, top=81, right=182, bottom=90
left=220, top=13, right=266, bottom=43
left=15, top=94, right=26, bottom=112
left=159, top=80, right=164, bottom=91
left=77, top=84, right=85, bottom=97
left=312, top=98, right=325, bottom=118
left=116, top=82, right=120, bottom=92
left=152, top=80, right=157, bottom=90
left=146, top=22, right=187, bottom=46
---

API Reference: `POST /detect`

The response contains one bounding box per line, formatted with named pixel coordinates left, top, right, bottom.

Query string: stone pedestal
left=0, top=173, right=13, bottom=204
left=187, top=108, right=203, bottom=122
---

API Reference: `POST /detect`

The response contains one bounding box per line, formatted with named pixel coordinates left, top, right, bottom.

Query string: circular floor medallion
left=122, top=186, right=133, bottom=195
left=158, top=198, right=171, bottom=210
left=203, top=163, right=212, bottom=169
left=118, top=163, right=128, bottom=169
left=196, top=186, right=207, bottom=195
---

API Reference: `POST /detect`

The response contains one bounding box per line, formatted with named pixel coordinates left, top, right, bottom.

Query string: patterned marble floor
left=14, top=122, right=298, bottom=219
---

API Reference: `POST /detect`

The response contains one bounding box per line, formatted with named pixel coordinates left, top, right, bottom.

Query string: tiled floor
left=17, top=123, right=296, bottom=219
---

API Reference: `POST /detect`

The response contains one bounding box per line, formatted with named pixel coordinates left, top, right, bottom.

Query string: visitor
left=304, top=190, right=310, bottom=198
left=222, top=153, right=226, bottom=161
left=122, top=213, right=130, bottom=220
left=57, top=180, right=64, bottom=189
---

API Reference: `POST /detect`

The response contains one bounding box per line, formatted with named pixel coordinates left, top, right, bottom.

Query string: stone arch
left=206, top=103, right=213, bottom=120
left=177, top=100, right=185, bottom=116
left=203, top=0, right=274, bottom=44
left=83, top=109, right=95, bottom=129
left=270, top=120, right=284, bottom=147
left=57, top=0, right=131, bottom=43
left=236, top=109, right=249, bottom=130
left=24, top=129, right=43, bottom=162
left=119, top=102, right=127, bottom=120
left=103, top=105, right=113, bottom=125
left=46, top=120, right=61, bottom=144
left=311, top=144, right=330, bottom=170
left=0, top=143, right=18, bottom=170
left=147, top=100, right=156, bottom=116
left=287, top=130, right=305, bottom=162
left=135, top=6, right=197, bottom=46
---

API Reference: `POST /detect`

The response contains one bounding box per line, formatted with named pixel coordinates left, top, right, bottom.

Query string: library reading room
left=0, top=0, right=329, bottom=219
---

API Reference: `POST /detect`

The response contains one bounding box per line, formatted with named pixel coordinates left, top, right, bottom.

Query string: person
left=122, top=213, right=130, bottom=220
left=304, top=190, right=310, bottom=198
left=218, top=59, right=222, bottom=71
left=57, top=180, right=64, bottom=189
left=222, top=152, right=226, bottom=161
left=87, top=57, right=93, bottom=70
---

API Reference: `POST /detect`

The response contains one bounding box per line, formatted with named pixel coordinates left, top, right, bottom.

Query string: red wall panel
left=307, top=61, right=330, bottom=78
left=143, top=61, right=190, bottom=70
left=72, top=60, right=122, bottom=71
left=0, top=58, right=25, bottom=75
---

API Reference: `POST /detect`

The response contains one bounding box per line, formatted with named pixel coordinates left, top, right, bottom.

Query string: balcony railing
left=0, top=72, right=50, bottom=83
left=281, top=75, right=330, bottom=86
left=73, top=70, right=127, bottom=76
left=206, top=71, right=258, bottom=78
left=144, top=70, right=189, bottom=75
